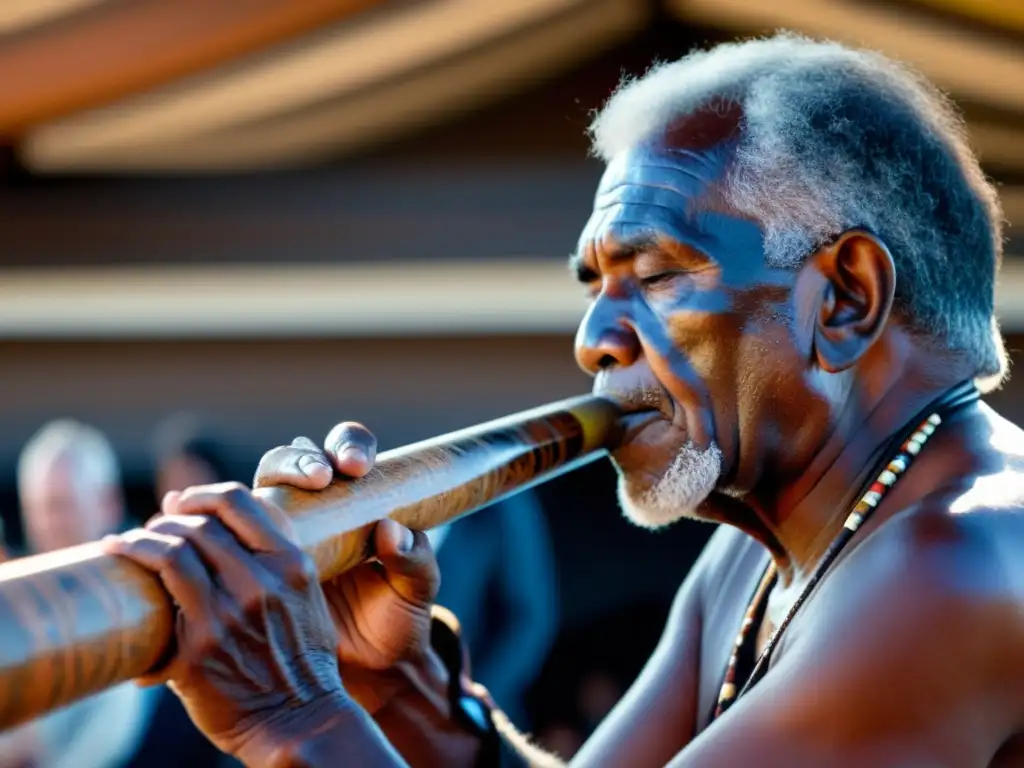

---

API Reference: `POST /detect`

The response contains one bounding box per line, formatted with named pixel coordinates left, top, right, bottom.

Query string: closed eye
left=639, top=272, right=682, bottom=287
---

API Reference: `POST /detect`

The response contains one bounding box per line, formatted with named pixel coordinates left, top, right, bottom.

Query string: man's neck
left=725, top=344, right=973, bottom=588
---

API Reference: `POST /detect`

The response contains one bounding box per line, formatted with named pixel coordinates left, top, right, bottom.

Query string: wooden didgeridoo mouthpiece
left=0, top=394, right=622, bottom=731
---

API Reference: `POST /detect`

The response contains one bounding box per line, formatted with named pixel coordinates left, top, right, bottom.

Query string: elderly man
left=7, top=421, right=155, bottom=768
left=18, top=420, right=126, bottom=554
left=106, top=35, right=1024, bottom=767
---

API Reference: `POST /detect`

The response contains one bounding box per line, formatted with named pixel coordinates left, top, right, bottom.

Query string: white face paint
left=616, top=440, right=723, bottom=529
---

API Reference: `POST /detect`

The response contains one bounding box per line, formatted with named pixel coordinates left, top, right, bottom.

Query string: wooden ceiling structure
left=0, top=0, right=1022, bottom=484
left=0, top=0, right=1017, bottom=174
left=0, top=0, right=1021, bottom=338
left=1, top=0, right=647, bottom=170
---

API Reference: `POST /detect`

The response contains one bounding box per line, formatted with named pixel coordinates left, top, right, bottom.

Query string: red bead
left=869, top=481, right=886, bottom=495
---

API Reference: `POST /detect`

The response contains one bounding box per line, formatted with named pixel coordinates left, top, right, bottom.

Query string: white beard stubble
left=616, top=440, right=724, bottom=529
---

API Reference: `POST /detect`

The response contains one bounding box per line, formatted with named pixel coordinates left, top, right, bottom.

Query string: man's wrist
left=373, top=648, right=489, bottom=763
left=369, top=609, right=500, bottom=767
left=236, top=692, right=401, bottom=768
left=386, top=646, right=453, bottom=719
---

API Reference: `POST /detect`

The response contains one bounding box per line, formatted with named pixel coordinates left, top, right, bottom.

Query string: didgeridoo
left=0, top=395, right=622, bottom=730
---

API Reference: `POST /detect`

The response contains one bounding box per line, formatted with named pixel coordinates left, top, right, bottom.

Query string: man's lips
left=617, top=409, right=667, bottom=446
left=592, top=384, right=677, bottom=446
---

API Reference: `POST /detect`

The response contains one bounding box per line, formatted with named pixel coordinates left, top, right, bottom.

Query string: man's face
left=573, top=141, right=827, bottom=528
left=20, top=456, right=120, bottom=552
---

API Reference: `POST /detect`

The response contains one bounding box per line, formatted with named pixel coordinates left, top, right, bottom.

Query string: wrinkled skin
left=107, top=126, right=1024, bottom=767
left=105, top=429, right=456, bottom=766
left=252, top=433, right=441, bottom=716
left=104, top=486, right=346, bottom=756
left=570, top=140, right=898, bottom=548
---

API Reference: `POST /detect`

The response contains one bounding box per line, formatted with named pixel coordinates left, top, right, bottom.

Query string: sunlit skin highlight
left=570, top=137, right=977, bottom=598
left=103, top=124, right=1024, bottom=767
left=97, top=42, right=1024, bottom=768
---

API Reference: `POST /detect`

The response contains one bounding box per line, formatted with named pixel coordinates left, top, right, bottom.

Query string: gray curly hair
left=589, top=33, right=1007, bottom=388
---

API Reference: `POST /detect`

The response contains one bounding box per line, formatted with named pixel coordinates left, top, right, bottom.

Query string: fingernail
left=298, top=455, right=330, bottom=478
left=397, top=525, right=414, bottom=553
left=338, top=446, right=368, bottom=466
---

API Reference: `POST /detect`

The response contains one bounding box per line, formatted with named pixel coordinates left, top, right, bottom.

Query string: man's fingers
left=254, top=443, right=333, bottom=490
left=371, top=519, right=440, bottom=607
left=173, top=482, right=295, bottom=552
left=290, top=436, right=319, bottom=451
left=146, top=514, right=266, bottom=601
left=161, top=491, right=182, bottom=514
left=324, top=422, right=377, bottom=479
left=102, top=529, right=217, bottom=625
left=251, top=424, right=378, bottom=490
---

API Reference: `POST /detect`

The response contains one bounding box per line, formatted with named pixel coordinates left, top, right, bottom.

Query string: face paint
left=573, top=142, right=801, bottom=527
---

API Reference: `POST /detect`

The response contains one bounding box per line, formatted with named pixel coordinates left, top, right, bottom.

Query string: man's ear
left=797, top=230, right=896, bottom=373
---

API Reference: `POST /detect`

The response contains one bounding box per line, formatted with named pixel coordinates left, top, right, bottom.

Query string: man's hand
left=253, top=423, right=442, bottom=716
left=0, top=722, right=42, bottom=768
left=102, top=485, right=351, bottom=759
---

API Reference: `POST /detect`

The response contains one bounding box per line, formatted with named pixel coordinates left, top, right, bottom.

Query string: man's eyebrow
left=568, top=234, right=662, bottom=281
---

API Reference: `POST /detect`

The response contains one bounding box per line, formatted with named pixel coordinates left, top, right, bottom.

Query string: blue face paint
left=574, top=144, right=790, bottom=324
left=574, top=141, right=801, bottom=469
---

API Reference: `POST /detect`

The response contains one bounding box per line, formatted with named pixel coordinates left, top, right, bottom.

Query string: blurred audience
left=532, top=668, right=623, bottom=760
left=0, top=416, right=641, bottom=766
left=577, top=669, right=623, bottom=731
left=427, top=488, right=558, bottom=728
left=125, top=414, right=238, bottom=768
left=528, top=601, right=669, bottom=759
left=17, top=420, right=125, bottom=554
left=0, top=420, right=156, bottom=768
left=152, top=413, right=233, bottom=501
left=0, top=519, right=9, bottom=563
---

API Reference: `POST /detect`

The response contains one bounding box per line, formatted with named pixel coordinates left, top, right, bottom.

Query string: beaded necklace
left=712, top=410, right=945, bottom=720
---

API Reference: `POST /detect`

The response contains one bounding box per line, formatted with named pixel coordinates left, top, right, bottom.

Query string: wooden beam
left=2, top=254, right=1024, bottom=339
left=0, top=0, right=108, bottom=35
left=20, top=0, right=632, bottom=167
left=0, top=170, right=1018, bottom=269
left=904, top=0, right=1024, bottom=33
left=667, top=0, right=1024, bottom=115
left=22, top=0, right=645, bottom=172
left=0, top=0, right=383, bottom=136
left=0, top=166, right=602, bottom=267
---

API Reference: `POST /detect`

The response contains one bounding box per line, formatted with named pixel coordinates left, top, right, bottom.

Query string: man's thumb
left=373, top=518, right=440, bottom=606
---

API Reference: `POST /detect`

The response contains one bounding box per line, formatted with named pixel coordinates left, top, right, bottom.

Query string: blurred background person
left=18, top=420, right=125, bottom=555
left=125, top=414, right=239, bottom=768
left=0, top=519, right=9, bottom=563
left=3, top=420, right=156, bottom=768
left=152, top=413, right=234, bottom=501
left=0, top=0, right=1020, bottom=756
left=427, top=488, right=558, bottom=728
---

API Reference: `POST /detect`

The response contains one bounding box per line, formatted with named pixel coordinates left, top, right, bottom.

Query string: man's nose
left=575, top=297, right=641, bottom=374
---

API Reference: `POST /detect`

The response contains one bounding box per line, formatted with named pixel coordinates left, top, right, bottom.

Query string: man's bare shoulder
left=845, top=404, right=1024, bottom=608
left=893, top=405, right=1024, bottom=602
left=800, top=457, right=1024, bottom=732
left=842, top=475, right=1024, bottom=622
